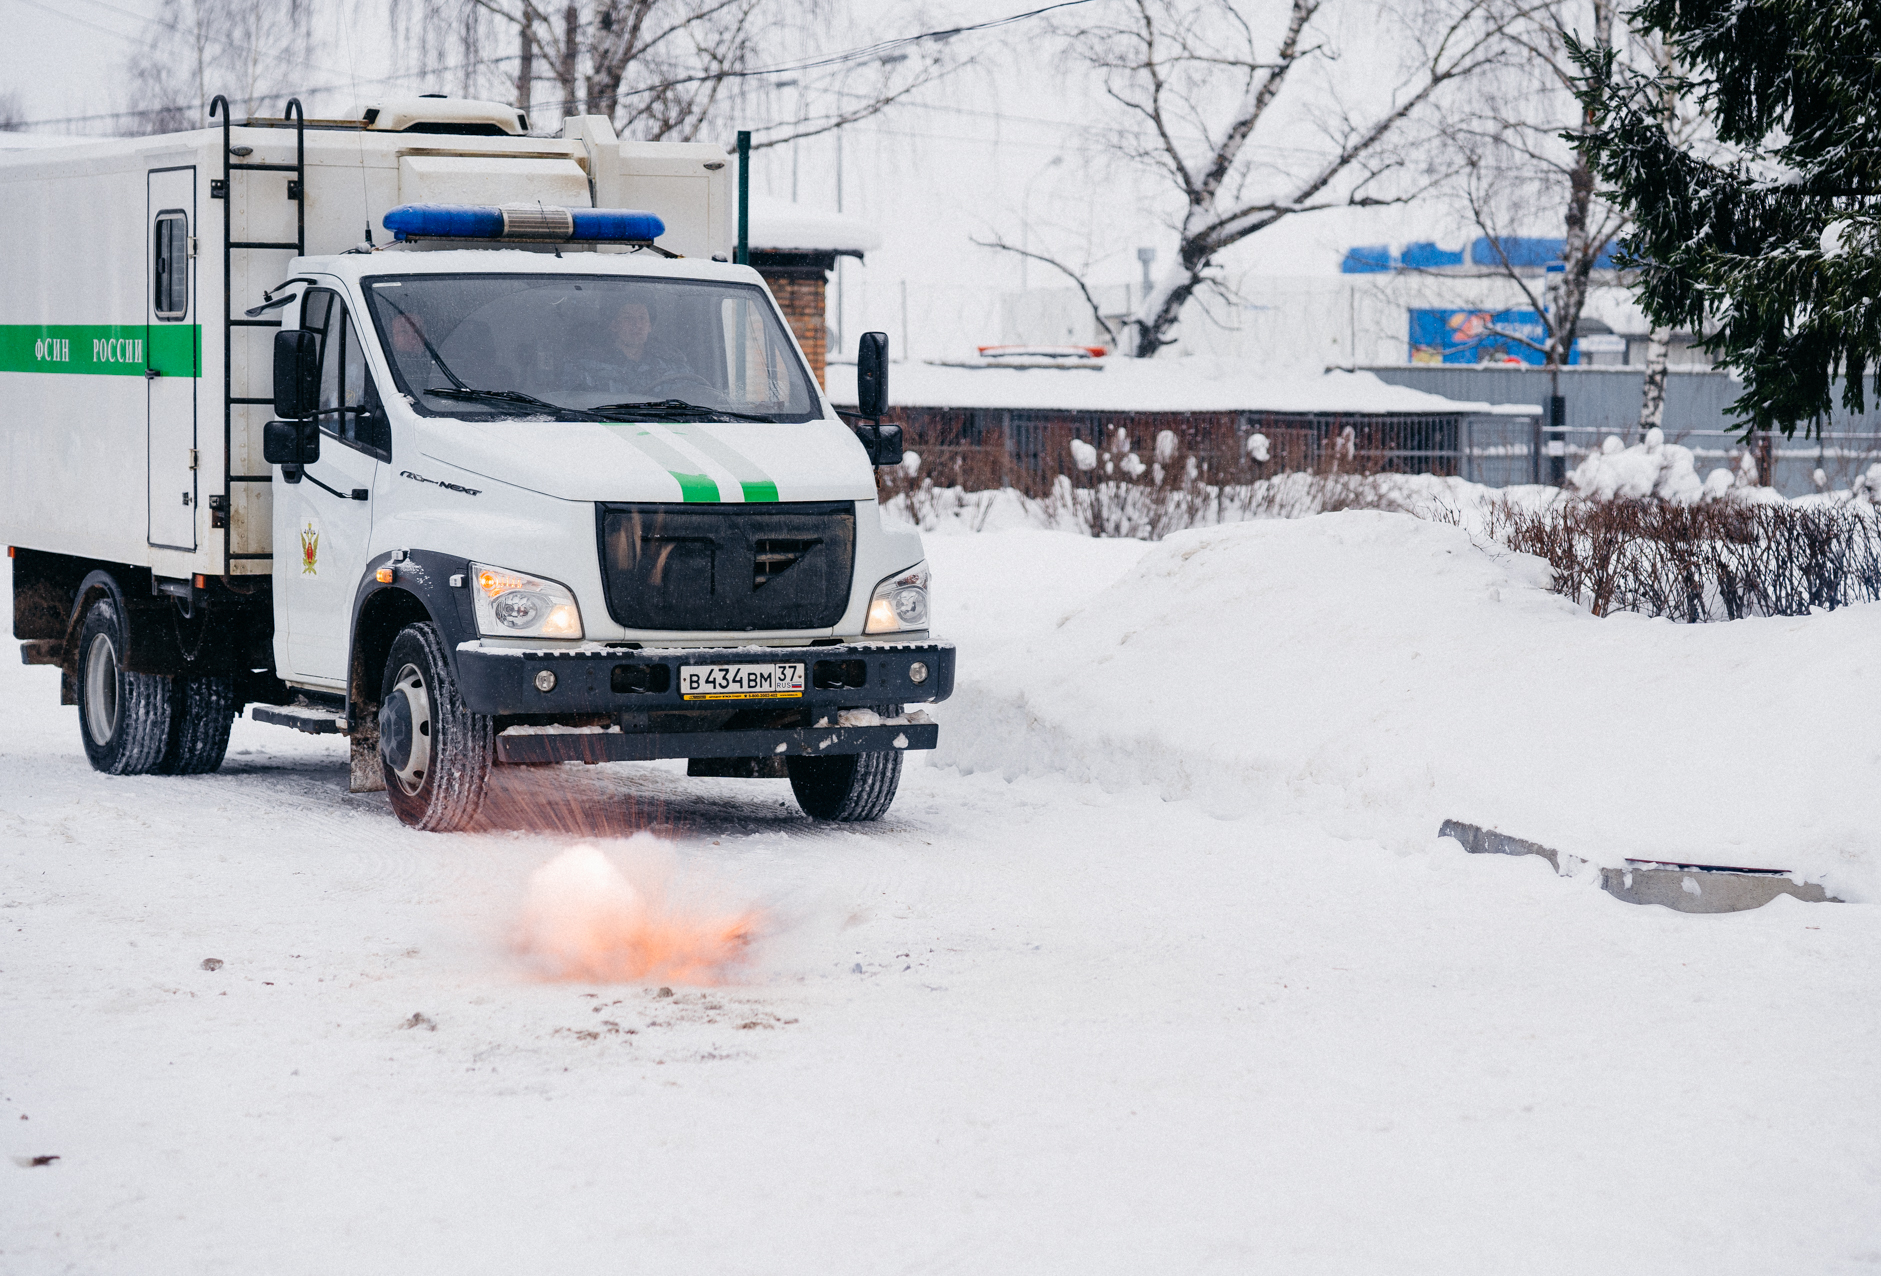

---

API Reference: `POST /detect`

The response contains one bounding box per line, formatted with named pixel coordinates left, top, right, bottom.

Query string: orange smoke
left=515, top=840, right=761, bottom=984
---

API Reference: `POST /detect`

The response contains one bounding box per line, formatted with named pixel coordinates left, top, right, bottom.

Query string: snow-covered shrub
left=1246, top=432, right=1271, bottom=463
left=1851, top=462, right=1881, bottom=502
left=1477, top=497, right=1881, bottom=620
left=901, top=450, right=921, bottom=478
left=1068, top=438, right=1098, bottom=471
left=1567, top=428, right=1718, bottom=503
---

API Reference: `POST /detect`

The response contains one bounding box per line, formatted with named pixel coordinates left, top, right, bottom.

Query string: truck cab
left=266, top=244, right=949, bottom=828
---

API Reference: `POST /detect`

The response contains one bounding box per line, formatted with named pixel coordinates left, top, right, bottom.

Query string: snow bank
left=932, top=512, right=1880, bottom=899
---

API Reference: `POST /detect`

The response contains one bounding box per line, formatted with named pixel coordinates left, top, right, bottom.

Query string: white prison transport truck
left=1, top=95, right=951, bottom=830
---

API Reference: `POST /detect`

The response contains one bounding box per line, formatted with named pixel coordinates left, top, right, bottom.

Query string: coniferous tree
left=1571, top=0, right=1881, bottom=436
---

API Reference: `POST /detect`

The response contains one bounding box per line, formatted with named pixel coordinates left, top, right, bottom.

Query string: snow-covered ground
left=5, top=516, right=1879, bottom=1273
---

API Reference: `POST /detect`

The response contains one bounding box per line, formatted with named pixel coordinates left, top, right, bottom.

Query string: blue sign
left=1409, top=308, right=1578, bottom=365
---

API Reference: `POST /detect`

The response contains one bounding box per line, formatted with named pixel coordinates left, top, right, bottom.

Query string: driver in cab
left=576, top=298, right=683, bottom=396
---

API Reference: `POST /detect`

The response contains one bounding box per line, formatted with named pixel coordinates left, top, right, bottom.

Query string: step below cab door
left=147, top=167, right=198, bottom=551
left=275, top=287, right=387, bottom=685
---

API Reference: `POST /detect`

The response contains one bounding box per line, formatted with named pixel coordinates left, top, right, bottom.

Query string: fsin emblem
left=299, top=522, right=319, bottom=575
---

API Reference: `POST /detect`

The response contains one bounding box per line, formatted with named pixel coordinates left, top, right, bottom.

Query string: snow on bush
left=1566, top=428, right=1734, bottom=503
left=1246, top=432, right=1271, bottom=463
left=1068, top=438, right=1098, bottom=471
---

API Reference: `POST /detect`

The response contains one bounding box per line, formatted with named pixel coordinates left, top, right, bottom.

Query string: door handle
left=145, top=368, right=162, bottom=380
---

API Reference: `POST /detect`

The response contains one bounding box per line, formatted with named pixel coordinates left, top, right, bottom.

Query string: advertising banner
left=1409, top=309, right=1578, bottom=366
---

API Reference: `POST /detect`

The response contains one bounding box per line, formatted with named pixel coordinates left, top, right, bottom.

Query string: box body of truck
left=1, top=98, right=951, bottom=827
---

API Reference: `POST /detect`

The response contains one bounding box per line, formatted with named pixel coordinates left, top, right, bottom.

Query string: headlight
left=865, top=561, right=929, bottom=634
left=470, top=563, right=583, bottom=640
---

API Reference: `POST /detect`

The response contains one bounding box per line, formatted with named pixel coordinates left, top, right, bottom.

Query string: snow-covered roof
left=827, top=356, right=1539, bottom=416
left=0, top=132, right=109, bottom=152
left=748, top=195, right=880, bottom=254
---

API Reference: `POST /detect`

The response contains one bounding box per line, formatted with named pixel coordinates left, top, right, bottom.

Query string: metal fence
left=1365, top=365, right=1881, bottom=497
left=1451, top=416, right=1881, bottom=496
left=884, top=384, right=1881, bottom=498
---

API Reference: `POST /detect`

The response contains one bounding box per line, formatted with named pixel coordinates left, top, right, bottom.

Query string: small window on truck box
left=153, top=212, right=189, bottom=320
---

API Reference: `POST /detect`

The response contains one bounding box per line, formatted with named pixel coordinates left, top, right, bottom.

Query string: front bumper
left=453, top=638, right=956, bottom=718
left=495, top=721, right=937, bottom=766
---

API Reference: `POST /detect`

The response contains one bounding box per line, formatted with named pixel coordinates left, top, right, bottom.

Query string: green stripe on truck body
left=0, top=324, right=201, bottom=377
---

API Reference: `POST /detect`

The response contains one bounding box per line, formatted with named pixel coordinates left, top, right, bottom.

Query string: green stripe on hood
left=665, top=425, right=781, bottom=502
left=613, top=426, right=721, bottom=502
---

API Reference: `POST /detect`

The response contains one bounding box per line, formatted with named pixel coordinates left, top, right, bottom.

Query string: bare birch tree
left=388, top=1, right=954, bottom=145
left=117, top=0, right=319, bottom=134
left=1435, top=3, right=1702, bottom=431
left=983, top=0, right=1513, bottom=358
left=1632, top=41, right=1682, bottom=433
left=1433, top=1, right=1626, bottom=375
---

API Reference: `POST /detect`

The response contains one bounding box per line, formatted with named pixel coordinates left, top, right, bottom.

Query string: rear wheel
left=76, top=596, right=171, bottom=776
left=378, top=622, right=492, bottom=831
left=788, top=716, right=904, bottom=822
left=155, top=675, right=237, bottom=775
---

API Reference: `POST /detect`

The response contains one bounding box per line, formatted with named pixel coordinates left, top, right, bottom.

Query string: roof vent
left=355, top=96, right=526, bottom=136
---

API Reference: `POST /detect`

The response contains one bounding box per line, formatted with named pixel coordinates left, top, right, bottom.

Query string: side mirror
left=861, top=421, right=903, bottom=467
left=856, top=331, right=889, bottom=419
left=272, top=330, right=320, bottom=419
left=263, top=419, right=321, bottom=478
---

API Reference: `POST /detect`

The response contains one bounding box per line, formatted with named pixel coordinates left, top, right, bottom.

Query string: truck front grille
left=597, top=501, right=856, bottom=631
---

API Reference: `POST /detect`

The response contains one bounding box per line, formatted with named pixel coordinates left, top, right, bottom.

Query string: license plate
left=678, top=662, right=806, bottom=700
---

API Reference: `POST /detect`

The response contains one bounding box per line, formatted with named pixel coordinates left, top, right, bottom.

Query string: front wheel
left=788, top=749, right=903, bottom=822
left=75, top=596, right=172, bottom=775
left=377, top=622, right=492, bottom=831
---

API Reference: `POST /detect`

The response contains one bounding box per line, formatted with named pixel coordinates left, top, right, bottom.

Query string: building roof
left=748, top=196, right=880, bottom=254
left=826, top=355, right=1540, bottom=417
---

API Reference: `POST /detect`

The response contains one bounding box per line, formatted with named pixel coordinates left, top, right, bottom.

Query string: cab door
left=276, top=287, right=389, bottom=685
left=147, top=167, right=198, bottom=550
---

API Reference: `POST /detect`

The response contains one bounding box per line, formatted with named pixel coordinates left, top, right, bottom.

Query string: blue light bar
left=383, top=204, right=505, bottom=239
left=382, top=203, right=666, bottom=244
left=570, top=208, right=665, bottom=241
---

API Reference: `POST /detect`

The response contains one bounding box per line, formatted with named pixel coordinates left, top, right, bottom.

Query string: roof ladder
left=208, top=94, right=305, bottom=575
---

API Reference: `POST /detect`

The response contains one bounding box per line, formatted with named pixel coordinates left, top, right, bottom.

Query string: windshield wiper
left=425, top=387, right=603, bottom=420
left=587, top=398, right=775, bottom=424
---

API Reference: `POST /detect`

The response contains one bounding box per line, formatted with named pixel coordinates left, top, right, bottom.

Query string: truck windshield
left=360, top=273, right=821, bottom=423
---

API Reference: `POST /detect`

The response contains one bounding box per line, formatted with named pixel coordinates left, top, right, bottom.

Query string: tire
left=75, top=596, right=172, bottom=776
left=377, top=621, right=492, bottom=831
left=788, top=712, right=904, bottom=821
left=155, top=675, right=237, bottom=775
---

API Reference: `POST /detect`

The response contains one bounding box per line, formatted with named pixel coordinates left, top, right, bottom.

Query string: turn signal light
left=376, top=567, right=394, bottom=584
